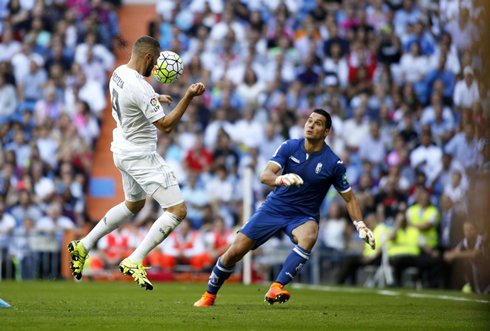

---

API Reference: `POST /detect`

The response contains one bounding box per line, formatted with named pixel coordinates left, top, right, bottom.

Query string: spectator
left=393, top=0, right=421, bottom=38
left=399, top=42, right=429, bottom=84
left=444, top=7, right=479, bottom=55
left=205, top=165, right=233, bottom=203
left=388, top=211, right=441, bottom=287
left=203, top=216, right=235, bottom=264
left=183, top=134, right=213, bottom=174
left=406, top=187, right=440, bottom=249
left=0, top=199, right=16, bottom=278
left=34, top=85, right=65, bottom=126
left=36, top=202, right=76, bottom=236
left=5, top=130, right=30, bottom=169
left=420, top=55, right=455, bottom=104
left=403, top=21, right=435, bottom=55
left=0, top=28, right=22, bottom=62
left=443, top=170, right=466, bottom=206
left=319, top=202, right=350, bottom=252
left=444, top=122, right=480, bottom=174
left=409, top=131, right=442, bottom=185
left=359, top=121, right=388, bottom=167
left=0, top=73, right=18, bottom=118
left=453, top=66, right=479, bottom=113
left=427, top=102, right=454, bottom=146
left=9, top=190, right=43, bottom=225
left=323, top=24, right=349, bottom=57
left=342, top=107, right=370, bottom=152
left=159, top=219, right=211, bottom=270
left=323, top=43, right=349, bottom=89
left=444, top=221, right=485, bottom=292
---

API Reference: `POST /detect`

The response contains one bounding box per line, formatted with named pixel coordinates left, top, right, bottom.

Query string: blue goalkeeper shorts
left=238, top=208, right=317, bottom=249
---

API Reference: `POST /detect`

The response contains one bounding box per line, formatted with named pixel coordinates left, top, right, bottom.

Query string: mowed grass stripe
left=1, top=281, right=489, bottom=330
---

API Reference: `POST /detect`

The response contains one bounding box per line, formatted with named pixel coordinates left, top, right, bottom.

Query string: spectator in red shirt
left=183, top=133, right=213, bottom=173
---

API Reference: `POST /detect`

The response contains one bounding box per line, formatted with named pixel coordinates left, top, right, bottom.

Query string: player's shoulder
left=321, top=144, right=345, bottom=168
left=114, top=65, right=152, bottom=92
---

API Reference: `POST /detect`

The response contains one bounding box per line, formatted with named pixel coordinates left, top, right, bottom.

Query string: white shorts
left=113, top=152, right=184, bottom=208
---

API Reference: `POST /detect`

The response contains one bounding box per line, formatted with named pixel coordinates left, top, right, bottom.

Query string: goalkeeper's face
left=304, top=113, right=329, bottom=141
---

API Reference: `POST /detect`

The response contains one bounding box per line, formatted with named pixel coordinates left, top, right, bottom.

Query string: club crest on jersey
left=315, top=162, right=323, bottom=174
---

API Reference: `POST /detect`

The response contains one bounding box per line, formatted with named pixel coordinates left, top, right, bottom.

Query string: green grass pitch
left=1, top=281, right=489, bottom=330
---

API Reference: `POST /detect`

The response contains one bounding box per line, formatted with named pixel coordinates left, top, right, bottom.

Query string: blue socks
left=275, top=245, right=310, bottom=286
left=207, top=257, right=235, bottom=295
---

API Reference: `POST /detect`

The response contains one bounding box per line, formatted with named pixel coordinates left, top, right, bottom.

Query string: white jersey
left=109, top=65, right=165, bottom=156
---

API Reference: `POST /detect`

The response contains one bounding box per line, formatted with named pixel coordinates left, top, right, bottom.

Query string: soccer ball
left=153, top=51, right=184, bottom=84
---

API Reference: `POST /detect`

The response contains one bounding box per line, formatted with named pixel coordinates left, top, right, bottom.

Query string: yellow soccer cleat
left=193, top=292, right=216, bottom=307
left=67, top=240, right=88, bottom=280
left=119, top=258, right=154, bottom=290
left=264, top=282, right=290, bottom=305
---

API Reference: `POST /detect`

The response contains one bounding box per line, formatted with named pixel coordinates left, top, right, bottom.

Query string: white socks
left=81, top=202, right=134, bottom=251
left=128, top=211, right=182, bottom=263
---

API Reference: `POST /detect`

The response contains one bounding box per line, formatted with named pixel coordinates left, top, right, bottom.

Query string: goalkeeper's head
left=304, top=108, right=332, bottom=141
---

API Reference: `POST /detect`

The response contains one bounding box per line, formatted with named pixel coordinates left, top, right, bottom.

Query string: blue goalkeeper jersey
left=261, top=138, right=351, bottom=221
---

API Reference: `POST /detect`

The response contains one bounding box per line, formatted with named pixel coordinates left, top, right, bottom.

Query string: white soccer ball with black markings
left=152, top=51, right=184, bottom=84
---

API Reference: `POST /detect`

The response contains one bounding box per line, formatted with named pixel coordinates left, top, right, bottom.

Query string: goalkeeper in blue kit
left=194, top=109, right=375, bottom=306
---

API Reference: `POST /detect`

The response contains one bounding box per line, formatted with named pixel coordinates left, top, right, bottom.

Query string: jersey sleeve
left=135, top=83, right=165, bottom=123
left=332, top=160, right=351, bottom=193
left=269, top=140, right=292, bottom=169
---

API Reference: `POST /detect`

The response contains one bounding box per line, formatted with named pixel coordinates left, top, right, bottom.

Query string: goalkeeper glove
left=275, top=173, right=304, bottom=187
left=353, top=221, right=376, bottom=250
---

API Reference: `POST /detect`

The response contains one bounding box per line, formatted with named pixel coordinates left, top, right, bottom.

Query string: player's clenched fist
left=353, top=221, right=376, bottom=250
left=188, top=83, right=206, bottom=97
left=275, top=173, right=304, bottom=187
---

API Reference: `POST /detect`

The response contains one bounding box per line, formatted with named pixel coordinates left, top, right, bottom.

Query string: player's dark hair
left=313, top=109, right=332, bottom=129
left=132, top=36, right=160, bottom=55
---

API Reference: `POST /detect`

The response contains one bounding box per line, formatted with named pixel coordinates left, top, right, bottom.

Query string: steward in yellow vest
left=406, top=188, right=440, bottom=248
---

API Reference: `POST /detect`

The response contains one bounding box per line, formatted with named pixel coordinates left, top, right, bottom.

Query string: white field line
left=291, top=284, right=490, bottom=304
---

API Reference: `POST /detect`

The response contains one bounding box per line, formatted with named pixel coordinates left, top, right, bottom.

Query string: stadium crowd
left=0, top=0, right=489, bottom=293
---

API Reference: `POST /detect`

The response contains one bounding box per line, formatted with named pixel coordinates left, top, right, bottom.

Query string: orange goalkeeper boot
left=264, top=282, right=290, bottom=305
left=194, top=292, right=216, bottom=307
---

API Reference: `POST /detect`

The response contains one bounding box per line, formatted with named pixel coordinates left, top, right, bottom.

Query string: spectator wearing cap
left=453, top=66, right=479, bottom=113
left=0, top=73, right=18, bottom=118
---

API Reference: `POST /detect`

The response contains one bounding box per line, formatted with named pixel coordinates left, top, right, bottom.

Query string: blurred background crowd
left=0, top=0, right=489, bottom=293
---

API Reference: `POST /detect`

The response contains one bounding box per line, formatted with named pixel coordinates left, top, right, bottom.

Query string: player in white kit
left=68, top=36, right=206, bottom=290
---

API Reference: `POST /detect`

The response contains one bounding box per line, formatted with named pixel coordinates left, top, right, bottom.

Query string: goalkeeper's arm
left=339, top=189, right=376, bottom=249
left=260, top=162, right=303, bottom=187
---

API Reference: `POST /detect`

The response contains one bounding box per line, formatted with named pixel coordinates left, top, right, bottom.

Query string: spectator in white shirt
left=0, top=28, right=21, bottom=62
left=204, top=108, right=234, bottom=150
left=260, top=122, right=285, bottom=160
left=323, top=42, right=349, bottom=89
left=0, top=199, right=16, bottom=250
left=430, top=33, right=460, bottom=75
left=400, top=42, right=429, bottom=84
left=0, top=73, right=18, bottom=118
left=342, top=107, right=370, bottom=152
left=36, top=202, right=75, bottom=235
left=232, top=108, right=264, bottom=149
left=74, top=31, right=115, bottom=72
left=359, top=121, right=387, bottom=167
left=453, top=66, right=479, bottom=112
left=421, top=92, right=454, bottom=127
left=205, top=165, right=233, bottom=203
left=236, top=67, right=266, bottom=109
left=444, top=7, right=479, bottom=55
left=410, top=131, right=443, bottom=185
left=443, top=170, right=466, bottom=205
left=427, top=102, right=454, bottom=146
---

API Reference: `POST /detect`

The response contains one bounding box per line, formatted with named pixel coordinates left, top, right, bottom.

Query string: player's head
left=304, top=109, right=332, bottom=140
left=132, top=36, right=161, bottom=77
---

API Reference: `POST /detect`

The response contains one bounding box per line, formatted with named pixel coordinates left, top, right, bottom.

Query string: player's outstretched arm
left=340, top=190, right=376, bottom=250
left=153, top=83, right=205, bottom=133
left=259, top=162, right=303, bottom=187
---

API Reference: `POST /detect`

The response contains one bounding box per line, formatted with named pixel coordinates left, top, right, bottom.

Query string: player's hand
left=354, top=221, right=375, bottom=250
left=187, top=83, right=206, bottom=97
left=159, top=94, right=173, bottom=106
left=275, top=173, right=303, bottom=187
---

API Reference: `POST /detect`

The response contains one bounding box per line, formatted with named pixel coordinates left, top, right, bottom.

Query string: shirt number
left=111, top=88, right=121, bottom=122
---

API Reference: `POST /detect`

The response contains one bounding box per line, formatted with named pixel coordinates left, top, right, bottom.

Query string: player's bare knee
left=299, top=231, right=318, bottom=250
left=167, top=202, right=187, bottom=220
left=125, top=200, right=145, bottom=214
